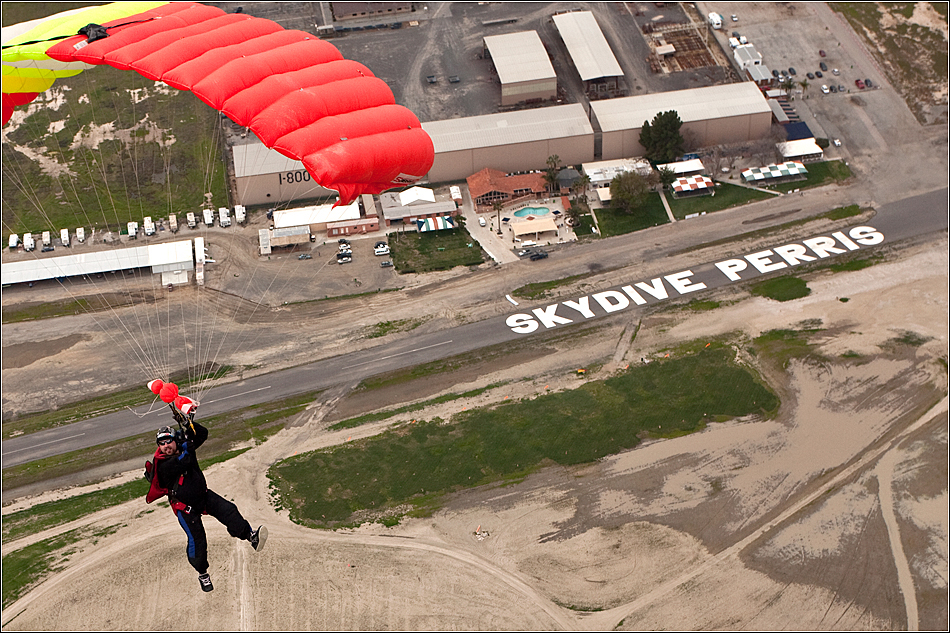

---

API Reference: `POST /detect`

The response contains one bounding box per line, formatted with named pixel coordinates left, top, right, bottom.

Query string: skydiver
left=150, top=423, right=267, bottom=592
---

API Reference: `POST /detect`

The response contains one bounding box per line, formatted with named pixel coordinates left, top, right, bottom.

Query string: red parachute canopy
left=174, top=395, right=194, bottom=411
left=147, top=379, right=164, bottom=395
left=8, top=2, right=433, bottom=204
left=159, top=382, right=179, bottom=404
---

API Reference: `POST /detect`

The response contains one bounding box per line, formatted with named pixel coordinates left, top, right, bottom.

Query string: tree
left=570, top=172, right=591, bottom=204
left=657, top=166, right=677, bottom=190
left=492, top=200, right=503, bottom=235
left=544, top=154, right=561, bottom=192
left=639, top=110, right=684, bottom=164
left=610, top=171, right=652, bottom=214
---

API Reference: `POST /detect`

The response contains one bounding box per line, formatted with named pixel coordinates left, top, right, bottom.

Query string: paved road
left=3, top=187, right=945, bottom=469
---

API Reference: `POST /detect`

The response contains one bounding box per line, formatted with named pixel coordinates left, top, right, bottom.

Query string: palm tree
left=798, top=79, right=809, bottom=98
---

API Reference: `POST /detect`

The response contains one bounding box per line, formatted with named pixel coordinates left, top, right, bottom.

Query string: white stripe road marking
left=202, top=386, right=273, bottom=405
left=351, top=340, right=455, bottom=368
left=2, top=433, right=86, bottom=456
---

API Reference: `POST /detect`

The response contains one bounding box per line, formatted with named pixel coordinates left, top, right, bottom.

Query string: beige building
left=590, top=83, right=773, bottom=160
left=231, top=140, right=335, bottom=207
left=483, top=31, right=557, bottom=107
left=421, top=104, right=594, bottom=184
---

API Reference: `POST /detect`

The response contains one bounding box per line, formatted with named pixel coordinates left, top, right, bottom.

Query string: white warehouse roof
left=552, top=11, right=623, bottom=81
left=272, top=201, right=360, bottom=228
left=590, top=83, right=771, bottom=132
left=1, top=239, right=194, bottom=285
left=483, top=31, right=556, bottom=84
left=422, top=103, right=594, bottom=153
left=232, top=139, right=303, bottom=178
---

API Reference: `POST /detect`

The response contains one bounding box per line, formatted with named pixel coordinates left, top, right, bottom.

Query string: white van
left=76, top=227, right=85, bottom=243
left=60, top=228, right=70, bottom=247
left=478, top=216, right=487, bottom=227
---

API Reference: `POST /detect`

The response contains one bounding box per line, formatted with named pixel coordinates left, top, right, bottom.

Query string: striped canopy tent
left=742, top=161, right=808, bottom=183
left=415, top=216, right=456, bottom=232
left=671, top=174, right=714, bottom=197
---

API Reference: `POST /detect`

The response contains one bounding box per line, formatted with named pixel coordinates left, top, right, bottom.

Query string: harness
left=143, top=447, right=202, bottom=515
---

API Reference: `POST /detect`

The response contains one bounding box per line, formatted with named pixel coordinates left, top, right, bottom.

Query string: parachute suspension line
left=2, top=83, right=163, bottom=383
left=0, top=75, right=153, bottom=383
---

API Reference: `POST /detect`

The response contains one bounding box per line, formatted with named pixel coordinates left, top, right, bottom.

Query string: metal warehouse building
left=552, top=11, right=624, bottom=98
left=483, top=31, right=557, bottom=107
left=590, top=83, right=773, bottom=160
left=231, top=140, right=335, bottom=207
left=421, top=103, right=594, bottom=184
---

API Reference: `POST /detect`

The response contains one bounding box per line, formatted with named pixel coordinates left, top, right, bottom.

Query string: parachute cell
left=2, top=2, right=433, bottom=203
left=148, top=379, right=164, bottom=395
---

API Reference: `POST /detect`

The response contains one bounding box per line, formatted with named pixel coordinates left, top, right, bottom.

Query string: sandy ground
left=2, top=232, right=946, bottom=630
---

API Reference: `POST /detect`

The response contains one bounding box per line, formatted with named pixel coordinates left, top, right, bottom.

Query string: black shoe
left=198, top=573, right=213, bottom=592
left=250, top=525, right=268, bottom=552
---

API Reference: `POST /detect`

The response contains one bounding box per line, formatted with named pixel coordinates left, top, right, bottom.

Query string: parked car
left=338, top=238, right=350, bottom=245
left=806, top=72, right=815, bottom=80
left=771, top=68, right=780, bottom=78
left=478, top=216, right=486, bottom=227
left=380, top=260, right=393, bottom=268
left=829, top=85, right=837, bottom=93
left=838, top=84, right=846, bottom=93
left=337, top=253, right=352, bottom=264
left=819, top=61, right=828, bottom=71
left=821, top=84, right=830, bottom=94
left=832, top=68, right=840, bottom=75
left=833, top=138, right=842, bottom=147
left=865, top=78, right=873, bottom=88
left=731, top=14, right=738, bottom=21
left=815, top=70, right=823, bottom=78
left=788, top=67, right=796, bottom=75
left=855, top=79, right=866, bottom=89
left=529, top=251, right=549, bottom=261
left=374, top=244, right=390, bottom=256
left=298, top=253, right=312, bottom=260
left=819, top=49, right=826, bottom=57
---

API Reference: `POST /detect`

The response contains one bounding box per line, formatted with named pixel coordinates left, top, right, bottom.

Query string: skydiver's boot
left=198, top=572, right=213, bottom=592
left=250, top=525, right=268, bottom=552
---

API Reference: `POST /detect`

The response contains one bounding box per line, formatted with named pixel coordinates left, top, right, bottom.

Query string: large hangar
left=421, top=104, right=594, bottom=184
left=483, top=31, right=557, bottom=107
left=231, top=140, right=335, bottom=207
left=591, top=83, right=773, bottom=160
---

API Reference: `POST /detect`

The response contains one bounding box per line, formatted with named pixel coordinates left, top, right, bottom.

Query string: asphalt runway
left=3, top=187, right=945, bottom=470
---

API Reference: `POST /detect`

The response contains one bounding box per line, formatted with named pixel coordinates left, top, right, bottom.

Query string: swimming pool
left=513, top=206, right=551, bottom=218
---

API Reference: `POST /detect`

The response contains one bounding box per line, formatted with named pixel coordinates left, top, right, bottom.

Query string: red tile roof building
left=466, top=168, right=547, bottom=211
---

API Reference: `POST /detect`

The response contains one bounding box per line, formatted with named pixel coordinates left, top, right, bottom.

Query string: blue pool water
left=513, top=206, right=551, bottom=218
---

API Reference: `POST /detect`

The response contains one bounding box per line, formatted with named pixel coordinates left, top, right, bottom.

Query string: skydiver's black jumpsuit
left=156, top=422, right=252, bottom=574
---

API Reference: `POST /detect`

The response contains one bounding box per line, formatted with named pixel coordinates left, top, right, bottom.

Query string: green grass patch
left=364, top=317, right=428, bottom=339
left=2, top=391, right=316, bottom=491
left=750, top=276, right=811, bottom=302
left=821, top=204, right=863, bottom=221
left=388, top=228, right=485, bottom=273
left=888, top=330, right=933, bottom=348
left=666, top=182, right=774, bottom=219
left=752, top=324, right=823, bottom=367
left=3, top=60, right=227, bottom=235
left=511, top=273, right=590, bottom=300
left=685, top=299, right=721, bottom=311
left=595, top=193, right=669, bottom=237
left=2, top=528, right=90, bottom=610
left=268, top=348, right=778, bottom=529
